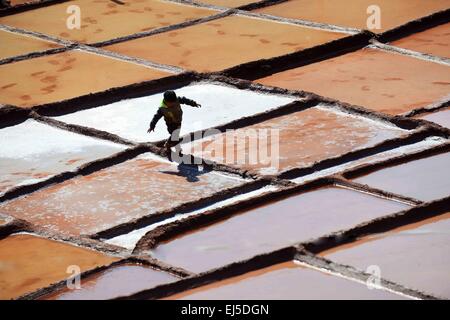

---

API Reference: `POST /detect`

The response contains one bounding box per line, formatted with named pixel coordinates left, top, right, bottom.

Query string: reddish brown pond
left=322, top=211, right=450, bottom=299
left=352, top=152, right=450, bottom=202
left=416, top=107, right=450, bottom=129
left=184, top=105, right=405, bottom=175
left=0, top=50, right=171, bottom=108
left=165, top=261, right=406, bottom=299
left=255, top=0, right=450, bottom=33
left=257, top=48, right=450, bottom=115
left=0, top=234, right=118, bottom=299
left=150, top=186, right=410, bottom=273
left=196, top=0, right=256, bottom=7
left=0, top=30, right=60, bottom=60
left=43, top=263, right=179, bottom=300
left=0, top=153, right=245, bottom=236
left=0, top=0, right=218, bottom=44
left=105, top=14, right=346, bottom=72
left=392, top=23, right=450, bottom=58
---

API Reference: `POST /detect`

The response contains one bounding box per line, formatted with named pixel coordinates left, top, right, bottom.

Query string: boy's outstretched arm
left=148, top=108, right=163, bottom=132
left=179, top=96, right=201, bottom=108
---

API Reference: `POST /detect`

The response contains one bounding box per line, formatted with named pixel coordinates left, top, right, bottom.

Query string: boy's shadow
left=160, top=163, right=210, bottom=183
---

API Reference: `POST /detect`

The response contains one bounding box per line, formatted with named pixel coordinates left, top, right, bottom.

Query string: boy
left=147, top=90, right=201, bottom=156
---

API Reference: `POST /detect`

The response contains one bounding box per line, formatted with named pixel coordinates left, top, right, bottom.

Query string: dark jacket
left=149, top=96, right=198, bottom=133
left=0, top=0, right=10, bottom=8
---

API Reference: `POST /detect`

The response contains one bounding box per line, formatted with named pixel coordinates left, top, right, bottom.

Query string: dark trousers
left=165, top=125, right=181, bottom=149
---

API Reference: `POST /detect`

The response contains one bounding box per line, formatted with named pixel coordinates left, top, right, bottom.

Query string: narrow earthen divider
left=2, top=214, right=130, bottom=258
left=27, top=226, right=129, bottom=257
left=235, top=0, right=288, bottom=11
left=237, top=8, right=361, bottom=33
left=0, top=23, right=73, bottom=46
left=415, top=117, right=450, bottom=136
left=122, top=255, right=196, bottom=278
left=0, top=45, right=74, bottom=66
left=0, top=104, right=30, bottom=128
left=77, top=44, right=186, bottom=73
left=18, top=255, right=194, bottom=300
left=165, top=0, right=238, bottom=10
left=165, top=0, right=228, bottom=10
left=369, top=40, right=450, bottom=66
left=309, top=92, right=428, bottom=130
left=376, top=8, right=450, bottom=44
left=0, top=0, right=70, bottom=17
left=403, top=95, right=450, bottom=119
left=335, top=179, right=422, bottom=206
left=199, top=73, right=307, bottom=97
left=0, top=217, right=31, bottom=240
left=170, top=0, right=288, bottom=12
